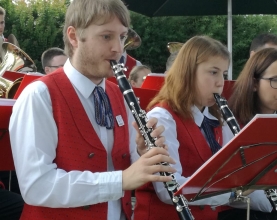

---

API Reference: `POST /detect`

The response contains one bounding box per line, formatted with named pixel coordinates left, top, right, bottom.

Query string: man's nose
left=112, top=38, right=124, bottom=54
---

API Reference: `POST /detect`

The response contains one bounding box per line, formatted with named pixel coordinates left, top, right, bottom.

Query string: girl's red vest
left=134, top=105, right=229, bottom=220
left=20, top=69, right=132, bottom=220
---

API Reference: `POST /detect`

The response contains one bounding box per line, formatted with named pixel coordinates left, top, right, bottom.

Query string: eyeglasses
left=259, top=77, right=277, bottom=89
left=48, top=65, right=64, bottom=69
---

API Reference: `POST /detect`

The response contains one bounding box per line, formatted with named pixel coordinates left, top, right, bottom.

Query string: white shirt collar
left=63, top=59, right=106, bottom=99
left=192, top=105, right=218, bottom=127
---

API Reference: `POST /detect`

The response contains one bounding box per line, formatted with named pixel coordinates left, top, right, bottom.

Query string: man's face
left=68, top=16, right=128, bottom=84
left=45, top=55, right=67, bottom=74
left=0, top=15, right=5, bottom=36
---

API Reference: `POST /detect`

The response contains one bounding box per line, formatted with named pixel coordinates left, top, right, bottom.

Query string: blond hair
left=128, top=65, right=151, bottom=82
left=148, top=36, right=230, bottom=121
left=63, top=0, right=130, bottom=58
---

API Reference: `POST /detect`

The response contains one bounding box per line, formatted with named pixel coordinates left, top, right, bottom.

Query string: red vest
left=20, top=69, right=132, bottom=220
left=124, top=54, right=137, bottom=78
left=134, top=105, right=228, bottom=220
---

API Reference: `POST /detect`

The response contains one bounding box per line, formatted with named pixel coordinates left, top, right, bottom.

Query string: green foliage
left=0, top=1, right=277, bottom=78
left=0, top=0, right=67, bottom=72
left=130, top=12, right=277, bottom=78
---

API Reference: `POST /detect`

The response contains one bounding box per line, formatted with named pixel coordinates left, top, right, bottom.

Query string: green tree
left=130, top=12, right=277, bottom=78
left=1, top=1, right=277, bottom=78
left=0, top=0, right=67, bottom=72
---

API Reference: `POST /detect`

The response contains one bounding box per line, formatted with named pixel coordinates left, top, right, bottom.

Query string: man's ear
left=250, top=50, right=255, bottom=57
left=67, top=26, right=78, bottom=48
left=130, top=80, right=136, bottom=87
left=44, top=67, right=51, bottom=75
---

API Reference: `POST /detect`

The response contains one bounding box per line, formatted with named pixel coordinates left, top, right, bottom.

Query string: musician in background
left=128, top=65, right=151, bottom=88
left=0, top=6, right=6, bottom=41
left=41, top=47, right=67, bottom=74
left=133, top=35, right=273, bottom=220
left=249, top=33, right=277, bottom=57
left=0, top=5, right=24, bottom=220
left=230, top=47, right=277, bottom=125
left=228, top=48, right=277, bottom=219
left=9, top=0, right=175, bottom=220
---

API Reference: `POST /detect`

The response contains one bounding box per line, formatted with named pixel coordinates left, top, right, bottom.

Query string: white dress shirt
left=9, top=59, right=140, bottom=220
left=147, top=106, right=272, bottom=212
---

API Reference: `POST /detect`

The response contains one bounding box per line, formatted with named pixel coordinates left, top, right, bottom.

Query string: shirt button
left=122, top=153, right=127, bottom=158
left=88, top=153, right=94, bottom=158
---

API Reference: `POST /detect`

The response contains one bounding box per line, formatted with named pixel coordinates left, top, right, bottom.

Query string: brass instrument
left=124, top=28, right=141, bottom=51
left=0, top=77, right=22, bottom=98
left=167, top=42, right=184, bottom=54
left=0, top=42, right=37, bottom=98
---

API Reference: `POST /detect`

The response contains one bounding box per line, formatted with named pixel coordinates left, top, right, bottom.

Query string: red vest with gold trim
left=134, top=105, right=228, bottom=220
left=20, top=69, right=132, bottom=220
left=124, top=54, right=136, bottom=78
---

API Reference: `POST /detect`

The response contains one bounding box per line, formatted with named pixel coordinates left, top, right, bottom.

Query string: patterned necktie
left=92, top=86, right=114, bottom=129
left=119, top=55, right=125, bottom=64
left=201, top=116, right=221, bottom=154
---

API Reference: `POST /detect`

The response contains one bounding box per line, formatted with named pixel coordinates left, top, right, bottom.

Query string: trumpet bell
left=0, top=41, right=36, bottom=98
left=0, top=42, right=37, bottom=77
left=124, top=28, right=141, bottom=51
left=167, top=42, right=184, bottom=54
left=0, top=76, right=22, bottom=99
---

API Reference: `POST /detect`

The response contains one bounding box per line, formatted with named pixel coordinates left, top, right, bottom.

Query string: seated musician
left=41, top=47, right=67, bottom=74
left=128, top=65, right=151, bottom=88
left=0, top=6, right=24, bottom=219
left=228, top=47, right=277, bottom=219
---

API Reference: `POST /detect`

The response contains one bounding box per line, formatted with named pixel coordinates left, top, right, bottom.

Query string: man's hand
left=122, top=147, right=176, bottom=190
left=133, top=117, right=166, bottom=156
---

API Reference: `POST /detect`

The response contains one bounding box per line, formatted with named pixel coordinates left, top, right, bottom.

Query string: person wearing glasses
left=41, top=47, right=67, bottom=74
left=229, top=47, right=277, bottom=126
left=227, top=47, right=277, bottom=220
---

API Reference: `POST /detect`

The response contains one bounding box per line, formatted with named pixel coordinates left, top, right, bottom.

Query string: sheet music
left=0, top=98, right=16, bottom=106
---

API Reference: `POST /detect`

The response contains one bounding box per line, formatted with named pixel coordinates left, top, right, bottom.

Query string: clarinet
left=213, top=93, right=240, bottom=135
left=110, top=60, right=194, bottom=220
left=214, top=93, right=277, bottom=211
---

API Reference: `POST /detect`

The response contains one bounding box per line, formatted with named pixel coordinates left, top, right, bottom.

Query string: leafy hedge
left=1, top=0, right=277, bottom=78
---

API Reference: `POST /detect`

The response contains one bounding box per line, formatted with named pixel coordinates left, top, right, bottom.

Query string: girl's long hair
left=229, top=48, right=277, bottom=125
left=147, top=36, right=230, bottom=122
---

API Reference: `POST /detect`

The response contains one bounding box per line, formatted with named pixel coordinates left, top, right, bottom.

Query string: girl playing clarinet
left=133, top=36, right=273, bottom=220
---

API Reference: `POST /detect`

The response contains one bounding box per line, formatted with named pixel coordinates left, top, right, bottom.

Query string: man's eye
left=120, top=35, right=127, bottom=42
left=103, top=35, right=111, bottom=40
left=271, top=77, right=277, bottom=82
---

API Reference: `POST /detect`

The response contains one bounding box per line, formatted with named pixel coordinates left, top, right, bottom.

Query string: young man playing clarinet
left=9, top=0, right=176, bottom=219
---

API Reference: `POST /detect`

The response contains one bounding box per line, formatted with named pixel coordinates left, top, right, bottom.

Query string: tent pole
left=228, top=0, right=233, bottom=80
